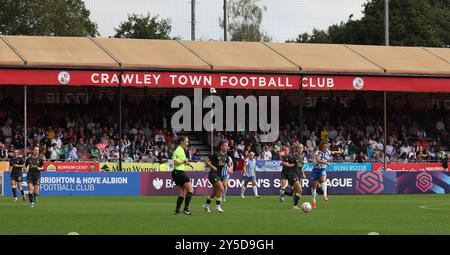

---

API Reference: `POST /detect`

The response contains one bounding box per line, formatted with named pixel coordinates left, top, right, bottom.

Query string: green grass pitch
left=1, top=195, right=449, bottom=235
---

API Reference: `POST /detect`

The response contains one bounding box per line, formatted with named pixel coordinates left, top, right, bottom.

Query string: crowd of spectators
left=0, top=94, right=449, bottom=165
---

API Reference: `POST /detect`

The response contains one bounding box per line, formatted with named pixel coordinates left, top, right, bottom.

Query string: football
left=301, top=202, right=312, bottom=213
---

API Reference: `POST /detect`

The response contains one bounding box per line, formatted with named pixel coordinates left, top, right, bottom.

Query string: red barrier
left=372, top=163, right=445, bottom=172
left=44, top=162, right=99, bottom=172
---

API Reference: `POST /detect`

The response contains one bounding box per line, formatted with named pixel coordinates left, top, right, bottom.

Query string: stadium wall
left=2, top=171, right=450, bottom=196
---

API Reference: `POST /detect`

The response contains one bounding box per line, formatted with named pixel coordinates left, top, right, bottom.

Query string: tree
left=114, top=13, right=174, bottom=39
left=220, top=0, right=271, bottom=42
left=288, top=0, right=449, bottom=47
left=0, top=0, right=98, bottom=36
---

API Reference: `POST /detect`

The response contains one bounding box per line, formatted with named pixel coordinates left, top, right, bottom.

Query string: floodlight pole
left=24, top=85, right=27, bottom=159
left=210, top=89, right=215, bottom=155
left=383, top=0, right=389, bottom=171
left=223, top=0, right=227, bottom=41
left=118, top=72, right=123, bottom=171
left=191, top=0, right=196, bottom=40
left=385, top=0, right=389, bottom=47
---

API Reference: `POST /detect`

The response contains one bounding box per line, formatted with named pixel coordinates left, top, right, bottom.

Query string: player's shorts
left=171, top=170, right=191, bottom=186
left=10, top=170, right=23, bottom=182
left=27, top=171, right=41, bottom=186
left=208, top=171, right=221, bottom=185
left=280, top=171, right=290, bottom=180
left=310, top=168, right=326, bottom=181
left=221, top=173, right=230, bottom=181
left=288, top=174, right=300, bottom=186
left=244, top=175, right=256, bottom=182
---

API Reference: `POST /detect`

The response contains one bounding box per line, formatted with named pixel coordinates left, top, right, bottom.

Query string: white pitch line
left=419, top=205, right=450, bottom=211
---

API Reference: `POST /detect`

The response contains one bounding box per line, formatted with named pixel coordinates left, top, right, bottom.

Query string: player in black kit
left=25, top=147, right=44, bottom=208
left=203, top=140, right=231, bottom=213
left=9, top=150, right=26, bottom=202
left=289, top=144, right=307, bottom=209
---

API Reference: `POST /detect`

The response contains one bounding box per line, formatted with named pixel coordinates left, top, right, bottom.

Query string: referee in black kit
left=171, top=136, right=194, bottom=215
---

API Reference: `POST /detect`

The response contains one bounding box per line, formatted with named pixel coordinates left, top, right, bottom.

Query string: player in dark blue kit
left=25, top=147, right=44, bottom=208
left=9, top=150, right=26, bottom=202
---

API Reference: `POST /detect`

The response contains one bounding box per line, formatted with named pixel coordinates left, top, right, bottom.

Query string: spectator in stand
left=347, top=141, right=357, bottom=161
left=49, top=143, right=60, bottom=162
left=417, top=128, right=427, bottom=140
left=354, top=151, right=366, bottom=163
left=400, top=142, right=411, bottom=159
left=154, top=130, right=166, bottom=147
left=366, top=122, right=375, bottom=135
left=91, top=144, right=102, bottom=161
left=439, top=148, right=446, bottom=162
left=409, top=122, right=419, bottom=137
left=165, top=130, right=174, bottom=145
left=191, top=149, right=202, bottom=162
left=123, top=148, right=133, bottom=162
left=51, top=135, right=62, bottom=149
left=59, top=143, right=69, bottom=161
left=11, top=133, right=24, bottom=149
left=67, top=128, right=77, bottom=144
left=87, top=138, right=95, bottom=152
left=386, top=141, right=397, bottom=159
left=1, top=122, right=12, bottom=140
left=34, top=128, right=45, bottom=142
left=46, top=126, right=55, bottom=140
left=237, top=140, right=245, bottom=152
left=366, top=143, right=375, bottom=161
left=328, top=126, right=338, bottom=141
left=68, top=145, right=79, bottom=162
left=443, top=153, right=449, bottom=170
left=320, top=126, right=329, bottom=141
left=280, top=129, right=289, bottom=145
left=109, top=146, right=120, bottom=162
left=262, top=146, right=272, bottom=160
left=255, top=143, right=262, bottom=156
left=144, top=151, right=156, bottom=163
left=407, top=147, right=417, bottom=162
left=0, top=143, right=8, bottom=160
left=417, top=146, right=427, bottom=162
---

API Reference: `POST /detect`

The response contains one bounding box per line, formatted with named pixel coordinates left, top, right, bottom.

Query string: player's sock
left=223, top=186, right=228, bottom=199
left=205, top=196, right=213, bottom=205
left=19, top=189, right=25, bottom=196
left=28, top=193, right=34, bottom=203
left=280, top=188, right=285, bottom=198
left=253, top=186, right=259, bottom=196
left=322, top=182, right=328, bottom=196
left=184, top=192, right=193, bottom=211
left=176, top=196, right=184, bottom=212
left=284, top=188, right=294, bottom=196
left=312, top=188, right=317, bottom=201
left=241, top=186, right=246, bottom=196
left=33, top=193, right=39, bottom=203
left=12, top=187, right=17, bottom=198
left=293, top=194, right=300, bottom=206
left=215, top=197, right=222, bottom=206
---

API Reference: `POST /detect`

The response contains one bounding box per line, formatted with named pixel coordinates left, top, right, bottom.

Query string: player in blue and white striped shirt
left=310, top=140, right=340, bottom=209
left=240, top=152, right=260, bottom=198
left=221, top=156, right=233, bottom=202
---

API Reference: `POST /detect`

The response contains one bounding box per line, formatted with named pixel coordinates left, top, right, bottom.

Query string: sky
left=83, top=0, right=368, bottom=42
